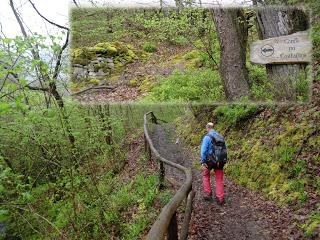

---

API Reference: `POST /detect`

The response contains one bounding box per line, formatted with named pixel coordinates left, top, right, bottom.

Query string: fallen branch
left=71, top=86, right=115, bottom=96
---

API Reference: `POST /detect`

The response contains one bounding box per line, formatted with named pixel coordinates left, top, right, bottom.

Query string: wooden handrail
left=144, top=112, right=194, bottom=240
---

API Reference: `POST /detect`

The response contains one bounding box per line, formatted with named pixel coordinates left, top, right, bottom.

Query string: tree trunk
left=256, top=7, right=309, bottom=101
left=211, top=8, right=251, bottom=101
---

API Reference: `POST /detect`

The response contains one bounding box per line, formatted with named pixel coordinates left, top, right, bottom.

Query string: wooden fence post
left=167, top=211, right=178, bottom=240
left=144, top=134, right=147, bottom=154
left=148, top=144, right=151, bottom=161
left=159, top=161, right=165, bottom=190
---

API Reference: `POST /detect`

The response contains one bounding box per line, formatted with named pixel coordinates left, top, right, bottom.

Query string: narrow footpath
left=150, top=123, right=306, bottom=240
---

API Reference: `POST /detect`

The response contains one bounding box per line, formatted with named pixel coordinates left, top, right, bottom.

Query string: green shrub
left=247, top=63, right=274, bottom=101
left=143, top=69, right=224, bottom=102
left=142, top=42, right=157, bottom=52
left=295, top=68, right=312, bottom=101
left=213, top=104, right=260, bottom=126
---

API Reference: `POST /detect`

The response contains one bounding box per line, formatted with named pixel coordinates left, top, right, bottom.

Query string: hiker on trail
left=200, top=122, right=227, bottom=205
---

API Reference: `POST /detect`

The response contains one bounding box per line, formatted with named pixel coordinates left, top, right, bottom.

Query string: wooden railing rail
left=144, top=112, right=194, bottom=240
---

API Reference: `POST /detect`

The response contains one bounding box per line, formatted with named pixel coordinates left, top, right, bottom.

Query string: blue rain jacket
left=200, top=129, right=219, bottom=164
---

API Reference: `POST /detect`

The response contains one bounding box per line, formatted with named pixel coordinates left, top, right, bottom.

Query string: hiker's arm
left=200, top=136, right=210, bottom=164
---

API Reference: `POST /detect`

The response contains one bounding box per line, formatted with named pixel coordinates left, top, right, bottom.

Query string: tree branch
left=9, top=0, right=63, bottom=108
left=28, top=0, right=69, bottom=31
left=53, top=31, right=69, bottom=80
left=9, top=0, right=28, bottom=37
left=72, top=0, right=79, bottom=7
left=71, top=86, right=115, bottom=96
left=0, top=55, right=21, bottom=92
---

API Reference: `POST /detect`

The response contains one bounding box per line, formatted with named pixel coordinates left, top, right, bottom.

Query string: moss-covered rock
left=93, top=42, right=118, bottom=56
left=112, top=41, right=128, bottom=54
left=71, top=41, right=139, bottom=88
left=71, top=47, right=96, bottom=65
left=71, top=41, right=137, bottom=66
left=94, top=62, right=110, bottom=73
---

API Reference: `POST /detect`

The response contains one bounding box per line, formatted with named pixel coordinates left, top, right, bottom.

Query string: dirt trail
left=149, top=123, right=306, bottom=240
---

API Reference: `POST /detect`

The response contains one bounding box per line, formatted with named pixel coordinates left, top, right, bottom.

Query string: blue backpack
left=206, top=133, right=227, bottom=169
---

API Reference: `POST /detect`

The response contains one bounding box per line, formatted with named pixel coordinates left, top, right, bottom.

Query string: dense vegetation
left=171, top=1, right=320, bottom=236
left=0, top=102, right=184, bottom=239
left=71, top=7, right=311, bottom=102
left=1, top=0, right=319, bottom=239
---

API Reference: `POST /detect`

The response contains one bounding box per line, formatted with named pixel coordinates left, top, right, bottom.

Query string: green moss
left=109, top=74, right=121, bottom=82
left=112, top=41, right=128, bottom=54
left=127, top=49, right=137, bottom=59
left=71, top=41, right=138, bottom=69
left=71, top=47, right=96, bottom=65
left=139, top=75, right=155, bottom=93
left=94, top=62, right=110, bottom=73
left=129, top=78, right=138, bottom=87
left=189, top=58, right=204, bottom=68
left=93, top=42, right=118, bottom=56
left=89, top=78, right=100, bottom=85
left=126, top=44, right=134, bottom=50
left=184, top=50, right=200, bottom=60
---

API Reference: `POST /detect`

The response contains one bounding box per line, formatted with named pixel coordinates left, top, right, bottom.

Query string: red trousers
left=202, top=168, right=224, bottom=202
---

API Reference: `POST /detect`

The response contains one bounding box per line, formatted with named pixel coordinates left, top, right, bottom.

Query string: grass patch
left=142, top=69, right=224, bottom=103
left=142, top=42, right=157, bottom=53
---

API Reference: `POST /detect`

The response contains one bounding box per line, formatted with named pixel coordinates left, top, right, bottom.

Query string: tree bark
left=211, top=8, right=251, bottom=101
left=256, top=7, right=309, bottom=101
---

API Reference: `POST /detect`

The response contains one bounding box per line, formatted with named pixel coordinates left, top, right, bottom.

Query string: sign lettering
left=250, top=31, right=312, bottom=65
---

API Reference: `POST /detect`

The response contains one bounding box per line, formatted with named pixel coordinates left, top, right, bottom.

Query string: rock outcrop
left=70, top=42, right=137, bottom=87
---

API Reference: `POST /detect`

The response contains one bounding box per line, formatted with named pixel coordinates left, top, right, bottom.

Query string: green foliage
left=70, top=8, right=215, bottom=48
left=213, top=104, right=260, bottom=126
left=131, top=10, right=191, bottom=45
left=0, top=34, right=68, bottom=109
left=184, top=50, right=199, bottom=60
left=295, top=67, right=312, bottom=101
left=142, top=42, right=157, bottom=52
left=247, top=63, right=274, bottom=101
left=0, top=100, right=187, bottom=239
left=301, top=212, right=320, bottom=237
left=184, top=49, right=211, bottom=69
left=143, top=69, right=224, bottom=102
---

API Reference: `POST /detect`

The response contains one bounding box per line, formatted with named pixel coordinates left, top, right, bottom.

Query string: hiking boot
left=215, top=196, right=225, bottom=206
left=203, top=193, right=212, bottom=201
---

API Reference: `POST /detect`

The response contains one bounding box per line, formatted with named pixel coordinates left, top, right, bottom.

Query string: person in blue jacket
left=200, top=122, right=225, bottom=205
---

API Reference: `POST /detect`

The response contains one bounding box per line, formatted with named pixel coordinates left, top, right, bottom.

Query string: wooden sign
left=250, top=31, right=312, bottom=64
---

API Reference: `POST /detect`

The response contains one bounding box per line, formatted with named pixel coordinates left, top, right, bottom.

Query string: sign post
left=250, top=31, right=312, bottom=65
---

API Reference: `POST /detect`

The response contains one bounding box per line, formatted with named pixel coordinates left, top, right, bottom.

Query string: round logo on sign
left=261, top=44, right=274, bottom=57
